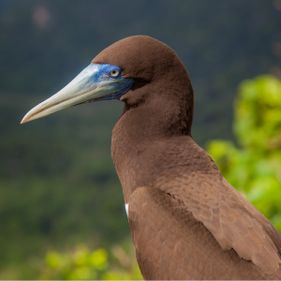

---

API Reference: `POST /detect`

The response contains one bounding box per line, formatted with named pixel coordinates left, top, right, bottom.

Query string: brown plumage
left=93, top=35, right=281, bottom=279
left=21, top=35, right=281, bottom=279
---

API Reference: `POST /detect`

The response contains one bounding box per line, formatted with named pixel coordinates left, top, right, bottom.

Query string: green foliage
left=235, top=76, right=281, bottom=150
left=0, top=98, right=129, bottom=270
left=40, top=244, right=142, bottom=280
left=208, top=75, right=281, bottom=231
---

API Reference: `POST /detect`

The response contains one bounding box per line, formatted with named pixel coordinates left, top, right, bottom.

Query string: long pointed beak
left=20, top=64, right=133, bottom=124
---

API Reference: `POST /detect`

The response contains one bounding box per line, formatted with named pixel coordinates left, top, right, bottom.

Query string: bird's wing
left=128, top=186, right=228, bottom=280
left=154, top=172, right=281, bottom=273
left=128, top=173, right=281, bottom=279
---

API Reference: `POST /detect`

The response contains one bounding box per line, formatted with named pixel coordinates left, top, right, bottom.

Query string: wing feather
left=154, top=172, right=281, bottom=274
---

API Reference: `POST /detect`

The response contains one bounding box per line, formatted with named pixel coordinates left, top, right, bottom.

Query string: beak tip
left=20, top=114, right=32, bottom=124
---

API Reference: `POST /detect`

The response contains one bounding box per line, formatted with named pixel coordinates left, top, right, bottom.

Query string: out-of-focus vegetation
left=0, top=0, right=281, bottom=279
left=40, top=244, right=141, bottom=280
left=208, top=75, right=281, bottom=231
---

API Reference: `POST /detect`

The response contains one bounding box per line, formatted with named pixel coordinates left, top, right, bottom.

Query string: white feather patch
left=125, top=203, right=129, bottom=217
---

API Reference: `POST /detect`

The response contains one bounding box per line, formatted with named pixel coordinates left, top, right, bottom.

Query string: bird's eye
left=110, top=69, right=120, bottom=77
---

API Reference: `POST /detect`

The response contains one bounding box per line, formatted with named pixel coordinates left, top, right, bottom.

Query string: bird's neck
left=111, top=85, right=194, bottom=201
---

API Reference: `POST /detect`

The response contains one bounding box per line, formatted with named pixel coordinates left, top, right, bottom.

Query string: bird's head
left=21, top=35, right=193, bottom=129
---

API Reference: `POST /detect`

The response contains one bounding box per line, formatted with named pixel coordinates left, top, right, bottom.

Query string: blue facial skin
left=85, top=64, right=134, bottom=101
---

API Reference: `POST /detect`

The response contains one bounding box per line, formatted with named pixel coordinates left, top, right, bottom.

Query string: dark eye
left=110, top=69, right=120, bottom=77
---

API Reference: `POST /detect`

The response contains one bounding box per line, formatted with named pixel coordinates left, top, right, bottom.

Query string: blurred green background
left=1, top=0, right=281, bottom=279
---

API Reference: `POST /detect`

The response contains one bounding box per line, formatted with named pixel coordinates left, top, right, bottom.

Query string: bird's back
left=114, top=135, right=281, bottom=279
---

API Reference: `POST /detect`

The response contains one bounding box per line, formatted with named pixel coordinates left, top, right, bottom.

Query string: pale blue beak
left=20, top=64, right=133, bottom=124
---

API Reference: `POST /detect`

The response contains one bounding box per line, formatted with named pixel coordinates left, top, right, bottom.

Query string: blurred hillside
left=1, top=0, right=281, bottom=140
left=0, top=0, right=281, bottom=278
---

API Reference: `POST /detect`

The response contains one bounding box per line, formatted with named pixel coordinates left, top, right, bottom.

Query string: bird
left=21, top=35, right=281, bottom=280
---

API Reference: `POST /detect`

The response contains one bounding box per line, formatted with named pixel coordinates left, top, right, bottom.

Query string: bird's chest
left=111, top=121, right=169, bottom=201
left=111, top=119, right=200, bottom=201
left=111, top=136, right=155, bottom=202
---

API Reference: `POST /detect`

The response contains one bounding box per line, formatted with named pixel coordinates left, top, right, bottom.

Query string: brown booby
left=21, top=35, right=281, bottom=280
